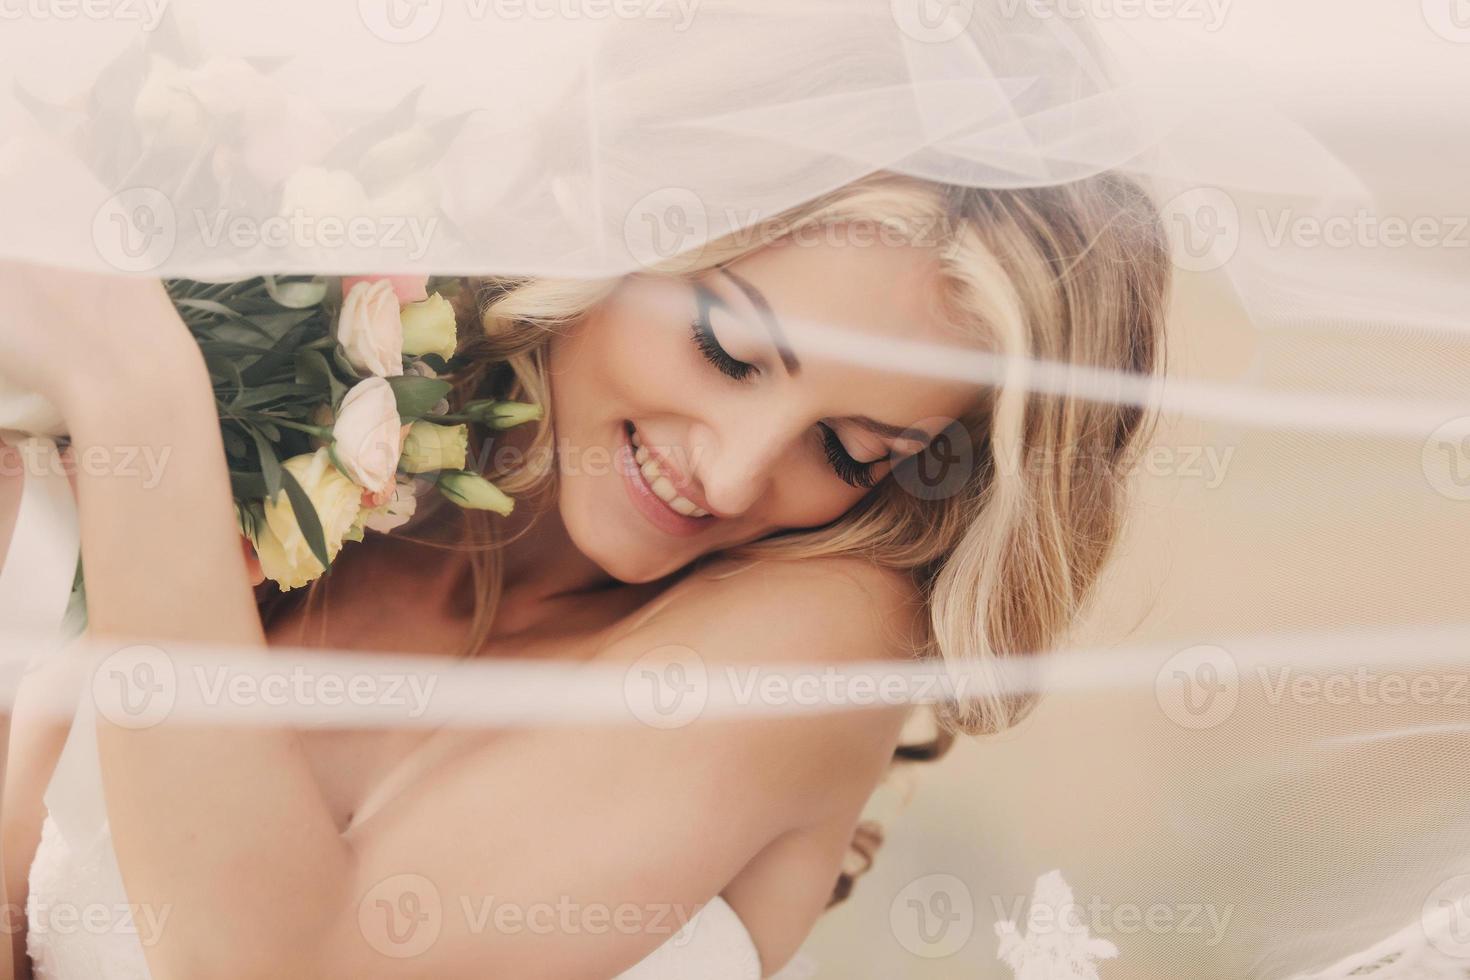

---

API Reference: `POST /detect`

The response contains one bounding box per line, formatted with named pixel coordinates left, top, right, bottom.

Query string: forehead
left=722, top=238, right=985, bottom=439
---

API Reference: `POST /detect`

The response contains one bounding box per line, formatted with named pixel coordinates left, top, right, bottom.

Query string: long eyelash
left=691, top=288, right=756, bottom=383
left=690, top=319, right=755, bottom=382
left=817, top=423, right=879, bottom=489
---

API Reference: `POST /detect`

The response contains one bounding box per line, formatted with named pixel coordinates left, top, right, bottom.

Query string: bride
left=0, top=163, right=1167, bottom=976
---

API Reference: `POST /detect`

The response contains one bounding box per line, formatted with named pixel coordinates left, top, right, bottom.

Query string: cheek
left=554, top=306, right=695, bottom=424
left=764, top=466, right=873, bottom=529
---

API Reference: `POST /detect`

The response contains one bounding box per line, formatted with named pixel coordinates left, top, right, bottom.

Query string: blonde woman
left=1, top=170, right=1167, bottom=978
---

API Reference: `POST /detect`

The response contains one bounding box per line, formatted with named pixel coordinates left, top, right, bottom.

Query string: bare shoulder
left=591, top=556, right=922, bottom=821
left=619, top=555, right=925, bottom=669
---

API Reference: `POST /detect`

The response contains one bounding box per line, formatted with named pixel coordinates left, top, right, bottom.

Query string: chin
left=559, top=493, right=680, bottom=585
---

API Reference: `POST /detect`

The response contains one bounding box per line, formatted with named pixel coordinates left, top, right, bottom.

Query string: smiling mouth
left=620, top=423, right=711, bottom=520
left=617, top=420, right=714, bottom=537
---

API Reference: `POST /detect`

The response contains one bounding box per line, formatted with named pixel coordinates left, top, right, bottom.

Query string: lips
left=617, top=421, right=715, bottom=537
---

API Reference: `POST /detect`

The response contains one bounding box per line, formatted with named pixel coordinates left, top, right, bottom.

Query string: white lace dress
left=26, top=695, right=802, bottom=980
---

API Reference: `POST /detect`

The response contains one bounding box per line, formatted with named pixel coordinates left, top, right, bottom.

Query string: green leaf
left=279, top=466, right=332, bottom=573
left=331, top=346, right=360, bottom=381
left=221, top=428, right=248, bottom=458
left=229, top=382, right=320, bottom=411
left=247, top=426, right=283, bottom=500
left=295, top=350, right=346, bottom=406
left=203, top=353, right=245, bottom=398
left=240, top=319, right=318, bottom=386
left=416, top=353, right=450, bottom=374
left=251, top=419, right=282, bottom=442
left=387, top=375, right=452, bottom=419
left=174, top=297, right=273, bottom=329
left=230, top=470, right=269, bottom=499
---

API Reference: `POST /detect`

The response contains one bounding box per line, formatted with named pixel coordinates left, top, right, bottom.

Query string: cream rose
left=331, top=377, right=404, bottom=495
left=337, top=279, right=405, bottom=378
left=400, top=293, right=458, bottom=360
left=250, top=449, right=362, bottom=591
left=399, top=421, right=468, bottom=473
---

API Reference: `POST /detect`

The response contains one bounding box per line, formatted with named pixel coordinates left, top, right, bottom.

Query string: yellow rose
left=250, top=449, right=362, bottom=591
left=399, top=421, right=468, bottom=473
left=399, top=293, right=459, bottom=360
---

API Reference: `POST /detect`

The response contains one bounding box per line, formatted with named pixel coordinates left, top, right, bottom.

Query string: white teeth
left=628, top=426, right=710, bottom=518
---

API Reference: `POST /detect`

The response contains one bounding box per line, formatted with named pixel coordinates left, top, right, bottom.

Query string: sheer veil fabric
left=2, top=0, right=1469, bottom=977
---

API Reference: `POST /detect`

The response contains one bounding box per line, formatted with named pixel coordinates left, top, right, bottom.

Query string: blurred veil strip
left=1, top=2, right=1469, bottom=977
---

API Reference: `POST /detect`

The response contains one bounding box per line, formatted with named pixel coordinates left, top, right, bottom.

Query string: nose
left=686, top=414, right=796, bottom=519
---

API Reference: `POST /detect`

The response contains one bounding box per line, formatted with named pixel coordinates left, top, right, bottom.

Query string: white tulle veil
left=2, top=1, right=1469, bottom=977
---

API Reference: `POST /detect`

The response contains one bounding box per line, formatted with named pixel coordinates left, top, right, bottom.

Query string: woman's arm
left=3, top=648, right=86, bottom=980
left=3, top=264, right=917, bottom=979
left=96, top=542, right=912, bottom=979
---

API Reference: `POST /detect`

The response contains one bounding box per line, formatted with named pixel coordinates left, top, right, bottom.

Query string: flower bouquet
left=0, top=273, right=537, bottom=592
left=185, top=272, right=537, bottom=591
left=0, top=20, right=534, bottom=592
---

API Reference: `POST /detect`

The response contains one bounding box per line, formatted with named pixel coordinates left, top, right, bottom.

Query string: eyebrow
left=716, top=267, right=802, bottom=376
left=848, top=415, right=928, bottom=442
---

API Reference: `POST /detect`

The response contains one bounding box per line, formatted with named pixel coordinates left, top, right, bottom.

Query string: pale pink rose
left=341, top=274, right=429, bottom=305
left=331, top=377, right=404, bottom=495
left=337, top=279, right=405, bottom=378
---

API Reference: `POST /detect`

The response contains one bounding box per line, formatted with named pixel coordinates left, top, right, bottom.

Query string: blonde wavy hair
left=451, top=167, right=1166, bottom=710
left=457, top=169, right=1166, bottom=904
left=267, top=167, right=1169, bottom=908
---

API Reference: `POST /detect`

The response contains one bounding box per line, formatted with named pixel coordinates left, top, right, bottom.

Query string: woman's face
left=547, top=236, right=982, bottom=584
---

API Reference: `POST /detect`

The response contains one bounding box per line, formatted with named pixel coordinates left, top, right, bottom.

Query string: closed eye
left=688, top=280, right=886, bottom=491
left=817, top=423, right=881, bottom=489
left=691, top=282, right=757, bottom=383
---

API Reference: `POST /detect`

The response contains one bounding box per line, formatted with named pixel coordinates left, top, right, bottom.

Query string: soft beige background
left=801, top=236, right=1470, bottom=978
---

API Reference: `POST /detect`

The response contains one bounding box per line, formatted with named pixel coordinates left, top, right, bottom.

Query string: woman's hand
left=0, top=260, right=202, bottom=429
left=0, top=261, right=275, bottom=588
